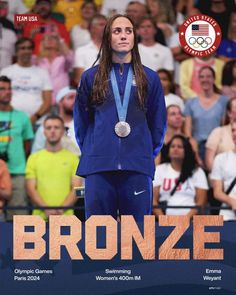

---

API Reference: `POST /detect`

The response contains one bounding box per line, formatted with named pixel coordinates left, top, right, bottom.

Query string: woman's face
left=81, top=3, right=96, bottom=20
left=159, top=71, right=171, bottom=93
left=138, top=19, right=156, bottom=42
left=228, top=99, right=236, bottom=121
left=43, top=37, right=58, bottom=51
left=111, top=17, right=134, bottom=55
left=199, top=68, right=215, bottom=92
left=169, top=138, right=185, bottom=161
left=167, top=106, right=183, bottom=129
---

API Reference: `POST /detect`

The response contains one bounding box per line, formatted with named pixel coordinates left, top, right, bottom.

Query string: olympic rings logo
left=179, top=14, right=222, bottom=57
left=188, top=36, right=212, bottom=48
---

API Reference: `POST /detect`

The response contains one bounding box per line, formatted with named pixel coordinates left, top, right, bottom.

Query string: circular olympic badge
left=179, top=14, right=222, bottom=57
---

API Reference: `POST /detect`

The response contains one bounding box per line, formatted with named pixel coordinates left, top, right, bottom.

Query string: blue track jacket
left=74, top=63, right=167, bottom=179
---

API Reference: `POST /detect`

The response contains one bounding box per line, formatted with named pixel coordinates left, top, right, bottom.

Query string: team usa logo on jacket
left=179, top=14, right=222, bottom=57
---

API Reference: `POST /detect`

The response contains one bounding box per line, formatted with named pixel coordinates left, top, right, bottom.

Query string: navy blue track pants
left=84, top=171, right=153, bottom=221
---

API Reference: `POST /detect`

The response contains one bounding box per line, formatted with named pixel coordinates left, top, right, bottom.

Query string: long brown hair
left=224, top=96, right=236, bottom=125
left=91, top=14, right=147, bottom=108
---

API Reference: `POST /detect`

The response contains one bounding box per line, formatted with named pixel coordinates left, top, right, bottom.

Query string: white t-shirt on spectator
left=153, top=163, right=208, bottom=215
left=74, top=41, right=99, bottom=70
left=138, top=43, right=174, bottom=72
left=210, top=151, right=236, bottom=221
left=70, top=25, right=91, bottom=50
left=1, top=63, right=52, bottom=116
left=0, top=27, right=17, bottom=71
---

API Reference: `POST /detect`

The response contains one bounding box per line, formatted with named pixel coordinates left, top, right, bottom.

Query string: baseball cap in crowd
left=56, top=86, right=76, bottom=104
left=164, top=94, right=185, bottom=113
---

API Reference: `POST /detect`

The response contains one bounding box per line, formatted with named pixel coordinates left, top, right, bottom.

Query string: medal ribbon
left=110, top=66, right=133, bottom=122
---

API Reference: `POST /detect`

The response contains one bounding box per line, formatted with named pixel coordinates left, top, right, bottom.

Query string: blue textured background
left=0, top=220, right=235, bottom=295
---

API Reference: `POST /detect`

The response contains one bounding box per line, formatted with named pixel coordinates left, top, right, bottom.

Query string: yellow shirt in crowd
left=25, top=148, right=79, bottom=220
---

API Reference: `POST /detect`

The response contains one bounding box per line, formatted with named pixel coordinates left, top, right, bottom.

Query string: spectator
left=26, top=114, right=81, bottom=220
left=184, top=66, right=228, bottom=163
left=156, top=105, right=184, bottom=164
left=73, top=14, right=107, bottom=85
left=32, top=86, right=80, bottom=156
left=180, top=55, right=225, bottom=100
left=221, top=60, right=236, bottom=99
left=205, top=97, right=236, bottom=172
left=4, top=0, right=27, bottom=22
left=165, top=0, right=194, bottom=86
left=0, top=75, right=34, bottom=221
left=94, top=0, right=102, bottom=11
left=126, top=1, right=166, bottom=45
left=167, top=31, right=189, bottom=86
left=217, top=10, right=236, bottom=62
left=53, top=0, right=83, bottom=32
left=153, top=134, right=208, bottom=218
left=125, top=1, right=147, bottom=25
left=146, top=0, right=182, bottom=42
left=155, top=104, right=201, bottom=166
left=70, top=1, right=97, bottom=50
left=1, top=37, right=52, bottom=125
left=137, top=16, right=174, bottom=72
left=23, top=0, right=70, bottom=55
left=0, top=3, right=17, bottom=71
left=22, top=0, right=35, bottom=9
left=211, top=119, right=236, bottom=221
left=171, top=0, right=186, bottom=25
left=101, top=0, right=146, bottom=17
left=36, top=33, right=73, bottom=104
left=0, top=1, right=15, bottom=32
left=175, top=0, right=196, bottom=16
left=158, top=68, right=184, bottom=112
left=0, top=159, right=12, bottom=222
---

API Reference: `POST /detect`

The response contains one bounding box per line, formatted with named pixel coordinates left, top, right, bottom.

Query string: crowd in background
left=0, top=0, right=236, bottom=222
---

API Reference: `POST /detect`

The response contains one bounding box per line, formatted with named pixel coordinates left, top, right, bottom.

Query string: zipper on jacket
left=118, top=137, right=122, bottom=170
left=117, top=67, right=124, bottom=170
